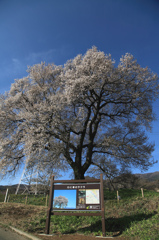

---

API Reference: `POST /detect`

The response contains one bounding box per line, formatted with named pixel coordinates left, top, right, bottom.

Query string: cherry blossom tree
left=0, top=47, right=158, bottom=180
left=53, top=196, right=68, bottom=208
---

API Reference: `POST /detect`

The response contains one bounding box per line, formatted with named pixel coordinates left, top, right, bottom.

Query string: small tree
left=113, top=172, right=140, bottom=189
left=0, top=47, right=158, bottom=180
left=53, top=196, right=68, bottom=208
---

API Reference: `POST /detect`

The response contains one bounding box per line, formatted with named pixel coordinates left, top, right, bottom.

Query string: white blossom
left=0, top=47, right=158, bottom=179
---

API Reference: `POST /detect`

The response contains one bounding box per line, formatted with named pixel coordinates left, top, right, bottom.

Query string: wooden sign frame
left=45, top=174, right=105, bottom=237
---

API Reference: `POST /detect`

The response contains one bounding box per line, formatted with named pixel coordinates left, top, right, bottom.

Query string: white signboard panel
left=86, top=189, right=100, bottom=204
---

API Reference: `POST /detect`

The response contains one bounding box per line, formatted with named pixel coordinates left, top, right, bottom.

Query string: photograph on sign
left=53, top=190, right=76, bottom=209
left=78, top=189, right=86, bottom=204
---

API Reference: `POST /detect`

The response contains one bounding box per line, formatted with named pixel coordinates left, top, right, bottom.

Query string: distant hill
left=0, top=184, right=18, bottom=194
left=135, top=171, right=159, bottom=182
left=0, top=172, right=159, bottom=193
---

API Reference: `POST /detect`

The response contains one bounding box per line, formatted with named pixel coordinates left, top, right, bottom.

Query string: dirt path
left=35, top=233, right=128, bottom=240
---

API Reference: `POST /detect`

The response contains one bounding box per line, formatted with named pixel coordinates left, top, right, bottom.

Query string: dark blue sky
left=0, top=0, right=159, bottom=184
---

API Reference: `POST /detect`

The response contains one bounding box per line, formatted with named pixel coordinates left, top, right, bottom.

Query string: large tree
left=0, top=47, right=158, bottom=179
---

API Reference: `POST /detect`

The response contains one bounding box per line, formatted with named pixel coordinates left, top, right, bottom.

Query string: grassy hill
left=0, top=189, right=159, bottom=239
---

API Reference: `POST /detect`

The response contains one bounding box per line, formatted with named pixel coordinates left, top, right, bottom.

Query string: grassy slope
left=0, top=189, right=159, bottom=239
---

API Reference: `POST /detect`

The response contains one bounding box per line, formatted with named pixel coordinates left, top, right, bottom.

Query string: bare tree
left=110, top=172, right=140, bottom=190
left=0, top=47, right=158, bottom=180
left=53, top=196, right=68, bottom=208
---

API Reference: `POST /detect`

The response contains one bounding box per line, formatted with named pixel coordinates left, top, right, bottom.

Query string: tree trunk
left=73, top=150, right=85, bottom=179
left=74, top=169, right=85, bottom=179
left=73, top=162, right=85, bottom=179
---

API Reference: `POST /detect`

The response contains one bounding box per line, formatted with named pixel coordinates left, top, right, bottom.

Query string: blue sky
left=0, top=0, right=159, bottom=185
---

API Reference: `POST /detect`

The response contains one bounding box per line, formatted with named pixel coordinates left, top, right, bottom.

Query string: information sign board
left=53, top=183, right=101, bottom=210
left=45, top=174, right=105, bottom=237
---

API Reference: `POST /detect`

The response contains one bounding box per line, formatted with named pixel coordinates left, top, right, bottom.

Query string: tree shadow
left=76, top=211, right=157, bottom=236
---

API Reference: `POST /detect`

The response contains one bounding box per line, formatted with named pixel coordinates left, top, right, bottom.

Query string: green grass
left=26, top=189, right=159, bottom=239
left=105, top=196, right=159, bottom=239
left=1, top=189, right=159, bottom=239
left=0, top=193, right=48, bottom=206
left=44, top=195, right=158, bottom=238
left=49, top=214, right=103, bottom=236
left=123, top=213, right=159, bottom=240
left=51, top=190, right=158, bottom=238
left=104, top=188, right=159, bottom=200
left=0, top=194, right=4, bottom=202
left=1, top=188, right=158, bottom=205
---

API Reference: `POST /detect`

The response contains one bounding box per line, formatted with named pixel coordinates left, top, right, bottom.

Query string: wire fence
left=0, top=192, right=49, bottom=206
left=0, top=188, right=158, bottom=207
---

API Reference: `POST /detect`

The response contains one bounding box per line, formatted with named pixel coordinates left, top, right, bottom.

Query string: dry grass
left=0, top=194, right=158, bottom=240
left=0, top=202, right=47, bottom=231
left=0, top=202, right=127, bottom=240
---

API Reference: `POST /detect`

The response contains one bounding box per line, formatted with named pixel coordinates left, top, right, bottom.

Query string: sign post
left=45, top=176, right=54, bottom=234
left=45, top=174, right=105, bottom=237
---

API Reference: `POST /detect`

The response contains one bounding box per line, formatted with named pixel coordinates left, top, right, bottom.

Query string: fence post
left=117, top=190, right=120, bottom=201
left=25, top=196, right=28, bottom=205
left=4, top=188, right=8, bottom=203
left=141, top=188, right=144, bottom=198
left=46, top=194, right=48, bottom=206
